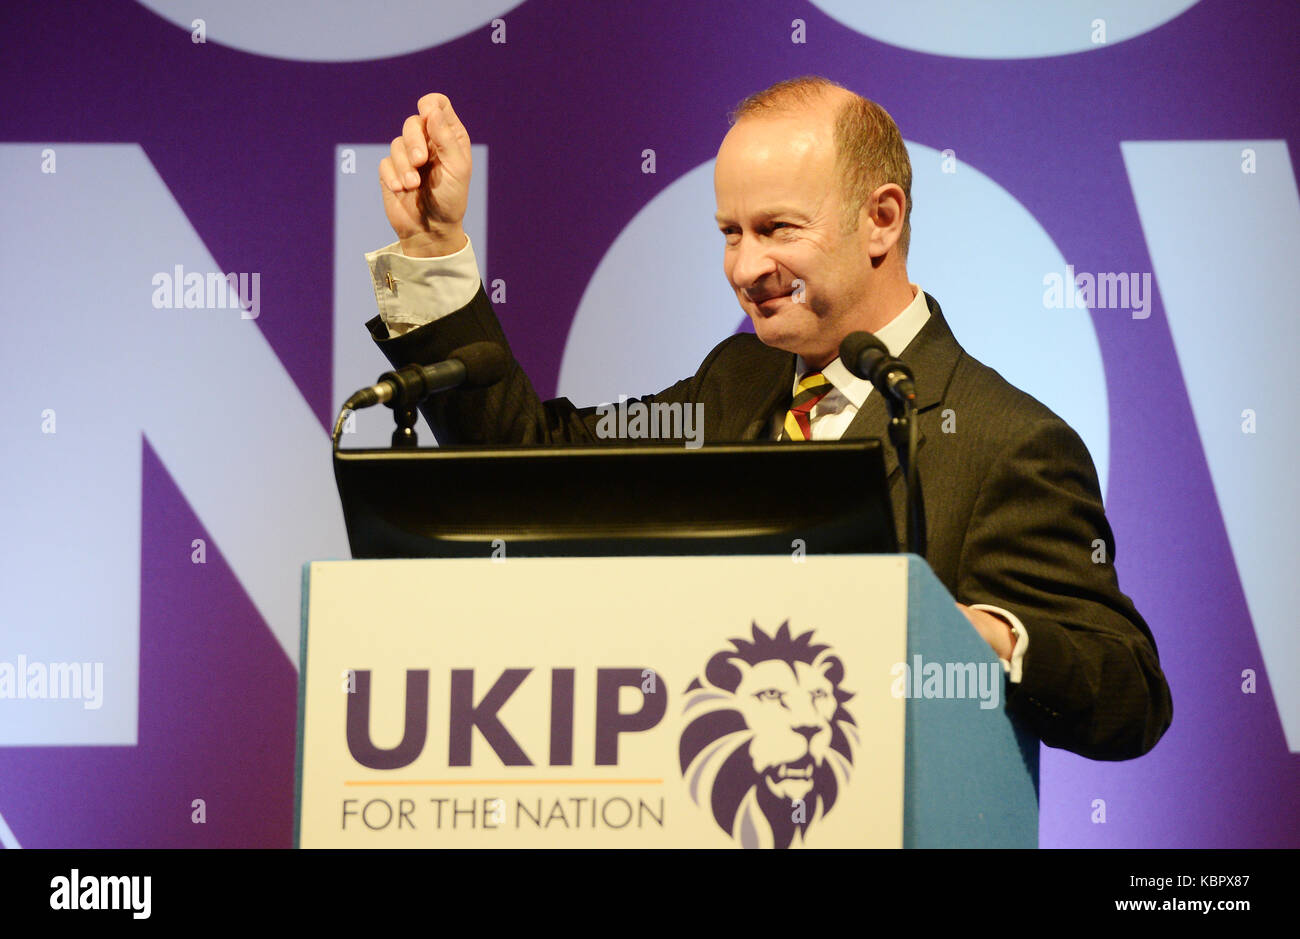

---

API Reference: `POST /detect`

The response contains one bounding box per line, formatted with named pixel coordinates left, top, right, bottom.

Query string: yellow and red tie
left=783, top=371, right=832, bottom=441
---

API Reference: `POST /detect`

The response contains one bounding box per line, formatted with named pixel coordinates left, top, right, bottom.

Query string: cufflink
left=385, top=272, right=398, bottom=294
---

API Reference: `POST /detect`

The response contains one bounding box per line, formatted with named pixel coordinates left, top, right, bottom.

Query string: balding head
left=729, top=76, right=913, bottom=258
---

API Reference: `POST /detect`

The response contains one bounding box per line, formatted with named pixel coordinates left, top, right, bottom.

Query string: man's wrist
left=968, top=603, right=1029, bottom=684
left=399, top=226, right=467, bottom=259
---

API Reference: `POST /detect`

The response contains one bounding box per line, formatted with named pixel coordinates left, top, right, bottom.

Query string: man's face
left=714, top=110, right=873, bottom=365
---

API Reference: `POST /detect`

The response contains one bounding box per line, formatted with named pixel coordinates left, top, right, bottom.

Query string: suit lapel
left=842, top=387, right=905, bottom=481
left=738, top=353, right=796, bottom=440
left=840, top=293, right=963, bottom=480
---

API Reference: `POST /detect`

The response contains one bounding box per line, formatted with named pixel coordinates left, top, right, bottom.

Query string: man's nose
left=730, top=236, right=777, bottom=293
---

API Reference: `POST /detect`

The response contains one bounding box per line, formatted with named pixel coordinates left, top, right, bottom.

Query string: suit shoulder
left=947, top=348, right=1074, bottom=440
left=940, top=347, right=1105, bottom=486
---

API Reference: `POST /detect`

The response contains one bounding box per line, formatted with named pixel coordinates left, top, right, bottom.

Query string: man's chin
left=749, top=313, right=804, bottom=353
left=750, top=317, right=831, bottom=363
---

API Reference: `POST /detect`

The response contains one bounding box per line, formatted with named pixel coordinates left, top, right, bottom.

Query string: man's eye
left=756, top=689, right=783, bottom=701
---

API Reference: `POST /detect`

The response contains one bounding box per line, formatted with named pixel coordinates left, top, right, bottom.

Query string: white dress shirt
left=770, top=280, right=932, bottom=441
left=364, top=238, right=1029, bottom=682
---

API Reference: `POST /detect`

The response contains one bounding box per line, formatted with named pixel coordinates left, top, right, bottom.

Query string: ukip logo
left=679, top=623, right=857, bottom=849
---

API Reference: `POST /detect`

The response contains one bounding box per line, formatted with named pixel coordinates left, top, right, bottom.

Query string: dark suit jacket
left=367, top=287, right=1173, bottom=760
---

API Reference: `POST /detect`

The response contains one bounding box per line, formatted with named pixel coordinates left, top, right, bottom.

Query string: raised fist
left=378, top=93, right=471, bottom=257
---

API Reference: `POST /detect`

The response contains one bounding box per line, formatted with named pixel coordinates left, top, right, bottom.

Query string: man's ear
left=865, top=183, right=906, bottom=259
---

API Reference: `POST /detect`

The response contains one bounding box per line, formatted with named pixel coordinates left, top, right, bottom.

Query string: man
left=362, top=77, right=1172, bottom=761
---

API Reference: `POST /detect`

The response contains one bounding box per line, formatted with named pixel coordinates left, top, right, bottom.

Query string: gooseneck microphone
left=333, top=341, right=507, bottom=446
left=838, top=331, right=916, bottom=405
left=342, top=341, right=508, bottom=413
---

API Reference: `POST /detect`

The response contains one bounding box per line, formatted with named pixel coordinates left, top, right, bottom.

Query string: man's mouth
left=751, top=292, right=790, bottom=313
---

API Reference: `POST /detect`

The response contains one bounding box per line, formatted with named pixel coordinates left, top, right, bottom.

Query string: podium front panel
left=296, top=554, right=910, bottom=849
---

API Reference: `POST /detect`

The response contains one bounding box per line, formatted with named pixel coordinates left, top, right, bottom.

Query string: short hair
left=729, top=76, right=913, bottom=258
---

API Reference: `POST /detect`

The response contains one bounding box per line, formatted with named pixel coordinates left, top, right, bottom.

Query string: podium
left=295, top=553, right=1038, bottom=849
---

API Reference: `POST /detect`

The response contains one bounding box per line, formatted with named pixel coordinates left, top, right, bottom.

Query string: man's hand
left=378, top=93, right=471, bottom=258
left=957, top=603, right=1017, bottom=661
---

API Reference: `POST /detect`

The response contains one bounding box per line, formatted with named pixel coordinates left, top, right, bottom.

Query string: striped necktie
left=783, top=371, right=832, bottom=441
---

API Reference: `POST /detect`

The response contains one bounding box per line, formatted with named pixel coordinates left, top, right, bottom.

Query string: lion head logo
left=679, top=622, right=857, bottom=848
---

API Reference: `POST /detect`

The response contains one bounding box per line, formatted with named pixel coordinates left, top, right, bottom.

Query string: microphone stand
left=381, top=366, right=428, bottom=449
left=886, top=397, right=926, bottom=558
left=390, top=404, right=419, bottom=449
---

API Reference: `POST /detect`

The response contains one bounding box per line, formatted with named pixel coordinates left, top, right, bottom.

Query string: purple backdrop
left=1, top=0, right=1297, bottom=847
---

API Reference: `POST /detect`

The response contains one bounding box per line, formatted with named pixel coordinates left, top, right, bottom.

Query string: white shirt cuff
left=365, top=235, right=482, bottom=337
left=969, top=603, right=1028, bottom=684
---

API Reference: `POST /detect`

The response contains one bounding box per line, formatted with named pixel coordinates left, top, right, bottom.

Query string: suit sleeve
left=954, top=417, right=1173, bottom=760
left=366, top=283, right=704, bottom=445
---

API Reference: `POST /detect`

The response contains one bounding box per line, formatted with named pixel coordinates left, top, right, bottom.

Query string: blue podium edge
left=903, top=556, right=1040, bottom=848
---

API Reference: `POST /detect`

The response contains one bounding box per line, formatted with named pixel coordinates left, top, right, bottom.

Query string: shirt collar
left=793, top=284, right=931, bottom=408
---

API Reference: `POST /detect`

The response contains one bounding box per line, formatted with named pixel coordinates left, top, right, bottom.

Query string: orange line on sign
left=343, top=778, right=664, bottom=786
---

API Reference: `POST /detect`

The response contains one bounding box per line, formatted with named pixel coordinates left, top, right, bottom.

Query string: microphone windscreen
left=838, top=331, right=888, bottom=379
left=449, top=341, right=509, bottom=388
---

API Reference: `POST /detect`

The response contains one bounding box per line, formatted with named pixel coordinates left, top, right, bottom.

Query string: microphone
left=342, top=341, right=508, bottom=412
left=839, top=330, right=925, bottom=556
left=838, top=331, right=916, bottom=405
